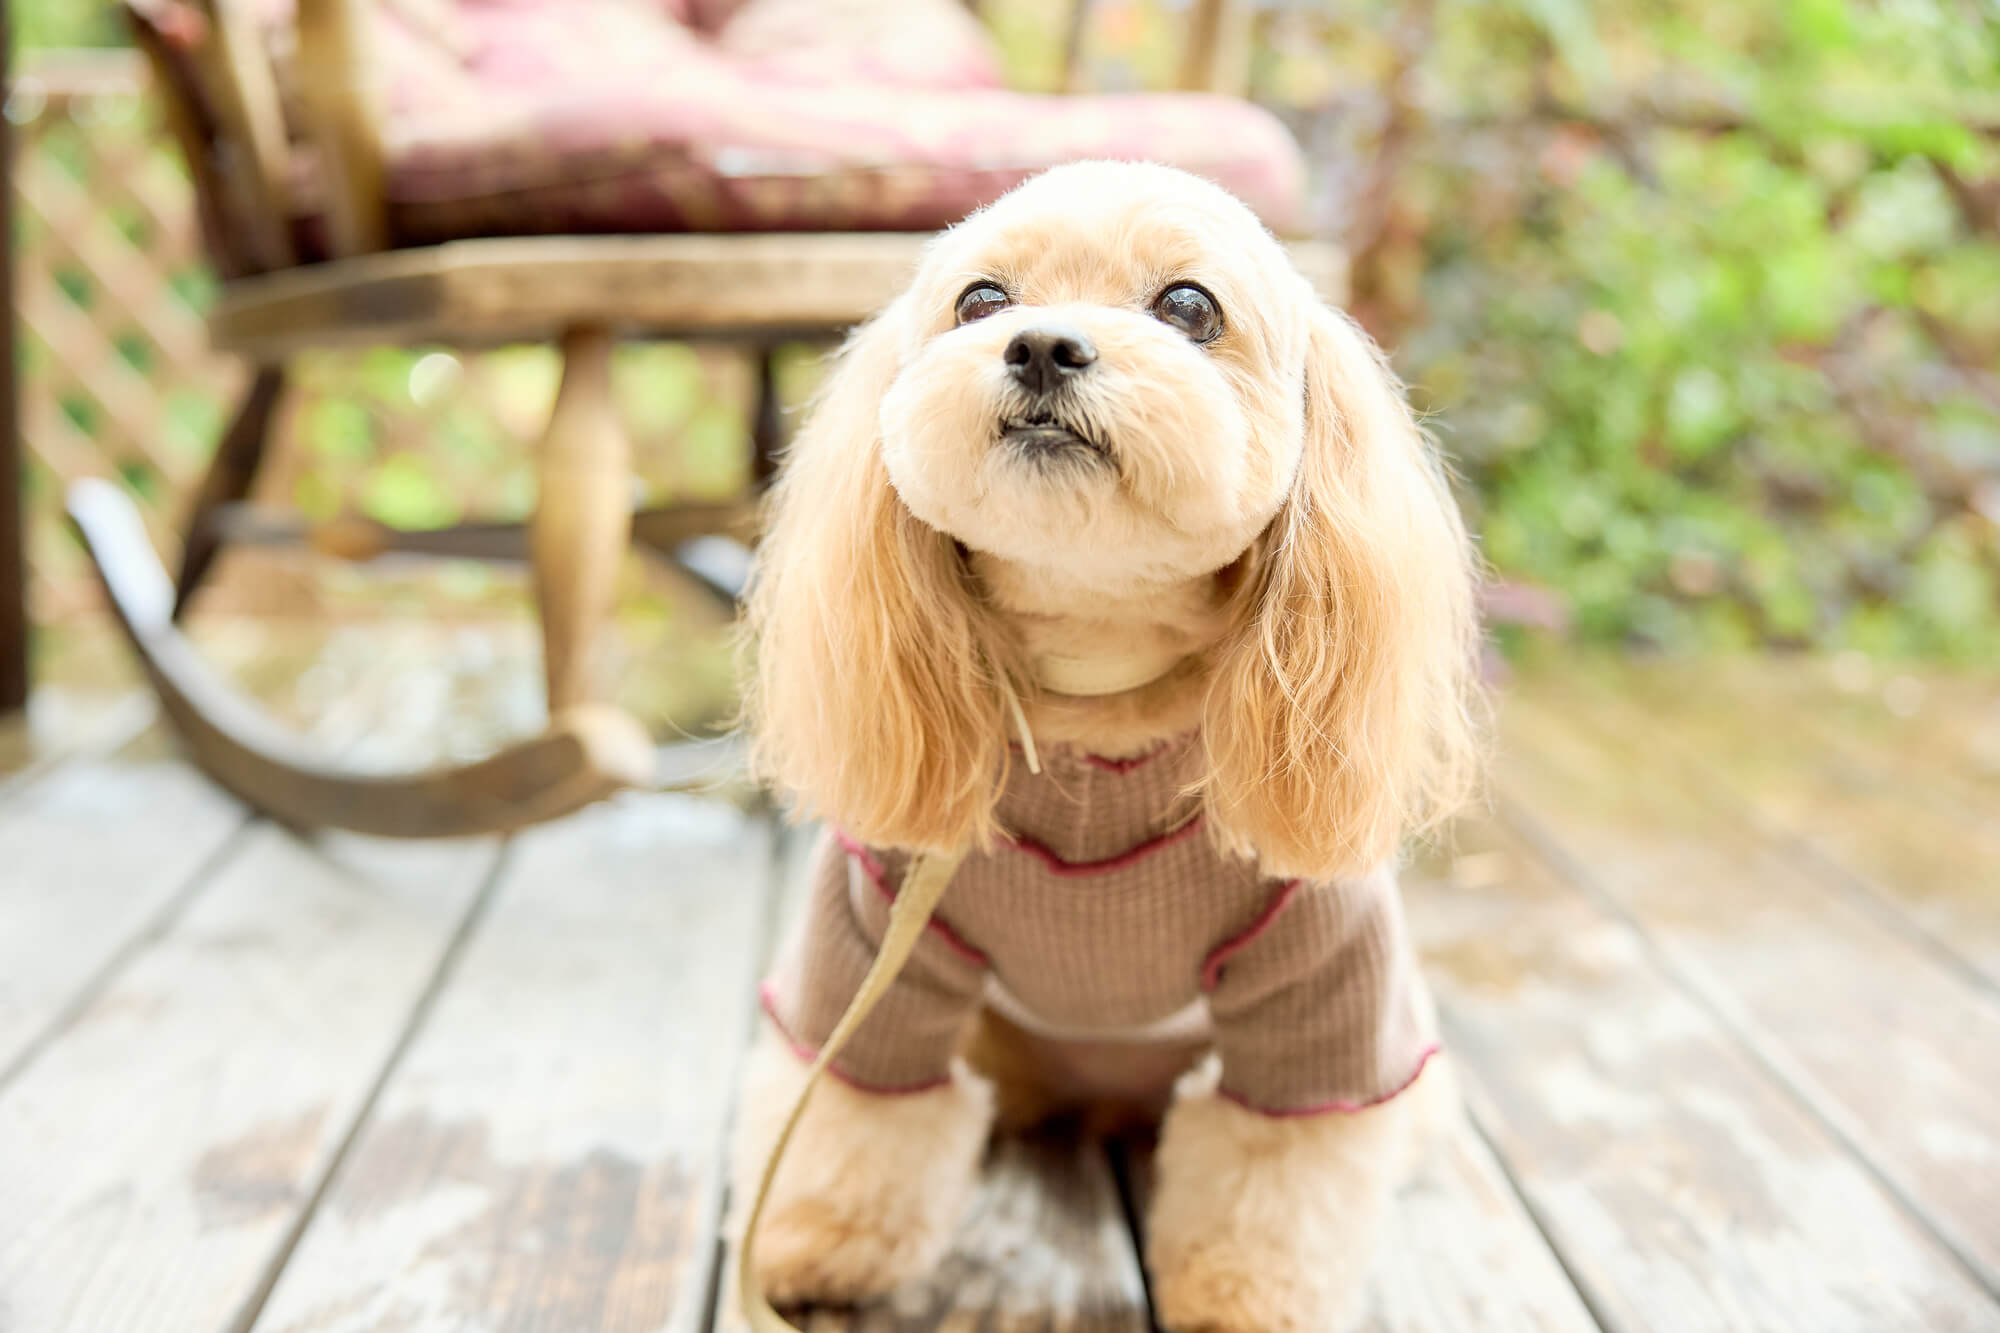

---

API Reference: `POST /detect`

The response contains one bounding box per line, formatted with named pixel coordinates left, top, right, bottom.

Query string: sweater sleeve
left=761, top=830, right=988, bottom=1094
left=1202, top=867, right=1438, bottom=1114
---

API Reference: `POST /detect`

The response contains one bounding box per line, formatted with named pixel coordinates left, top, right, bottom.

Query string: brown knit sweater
left=762, top=733, right=1437, bottom=1115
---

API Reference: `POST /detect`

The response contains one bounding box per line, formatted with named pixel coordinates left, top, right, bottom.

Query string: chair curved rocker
left=85, top=0, right=1341, bottom=839
left=70, top=478, right=655, bottom=838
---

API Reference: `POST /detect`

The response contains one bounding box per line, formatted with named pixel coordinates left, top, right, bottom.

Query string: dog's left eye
left=956, top=283, right=1011, bottom=325
left=1153, top=284, right=1222, bottom=344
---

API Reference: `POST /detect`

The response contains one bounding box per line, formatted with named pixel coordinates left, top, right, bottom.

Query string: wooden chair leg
left=175, top=364, right=287, bottom=621
left=532, top=326, right=630, bottom=713
left=751, top=343, right=785, bottom=489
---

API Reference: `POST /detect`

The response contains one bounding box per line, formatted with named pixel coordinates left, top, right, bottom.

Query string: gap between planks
left=223, top=841, right=516, bottom=1333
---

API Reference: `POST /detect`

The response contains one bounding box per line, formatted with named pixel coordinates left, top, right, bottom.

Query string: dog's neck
left=970, top=552, right=1233, bottom=758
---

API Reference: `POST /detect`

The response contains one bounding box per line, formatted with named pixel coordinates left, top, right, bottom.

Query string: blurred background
left=6, top=0, right=1998, bottom=727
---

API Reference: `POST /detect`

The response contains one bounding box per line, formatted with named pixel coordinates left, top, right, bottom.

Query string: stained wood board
left=1498, top=687, right=2000, bottom=1292
left=0, top=686, right=151, bottom=790
left=1406, top=812, right=2000, bottom=1332
left=249, top=794, right=775, bottom=1333
left=0, top=825, right=502, bottom=1333
left=1541, top=665, right=2000, bottom=987
left=0, top=622, right=516, bottom=1088
left=0, top=738, right=249, bottom=1084
left=1353, top=1111, right=1603, bottom=1333
left=713, top=1132, right=1152, bottom=1333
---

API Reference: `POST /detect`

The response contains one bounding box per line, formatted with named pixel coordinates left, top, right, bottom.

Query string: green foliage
left=13, top=0, right=124, bottom=49
left=1292, top=0, right=2000, bottom=657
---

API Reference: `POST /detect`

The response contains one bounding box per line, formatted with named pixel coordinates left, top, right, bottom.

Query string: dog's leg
left=729, top=1026, right=995, bottom=1304
left=1146, top=1060, right=1452, bottom=1333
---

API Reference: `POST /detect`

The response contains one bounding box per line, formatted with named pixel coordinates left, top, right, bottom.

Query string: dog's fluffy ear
left=744, top=300, right=1019, bottom=853
left=1201, top=305, right=1482, bottom=880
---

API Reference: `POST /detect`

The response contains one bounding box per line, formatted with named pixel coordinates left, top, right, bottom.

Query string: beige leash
left=737, top=655, right=1178, bottom=1329
left=736, top=842, right=967, bottom=1332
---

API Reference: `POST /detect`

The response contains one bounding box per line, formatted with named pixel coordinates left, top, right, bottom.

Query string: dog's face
left=876, top=163, right=1311, bottom=588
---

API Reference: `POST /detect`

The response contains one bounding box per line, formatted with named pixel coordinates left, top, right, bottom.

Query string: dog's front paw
left=730, top=1030, right=994, bottom=1304
left=1146, top=1080, right=1429, bottom=1333
left=1151, top=1236, right=1337, bottom=1333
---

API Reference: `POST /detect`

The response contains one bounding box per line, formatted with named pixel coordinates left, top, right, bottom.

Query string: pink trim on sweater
left=1219, top=1045, right=1442, bottom=1118
left=1005, top=733, right=1191, bottom=773
left=757, top=981, right=954, bottom=1096
left=1083, top=740, right=1181, bottom=773
left=832, top=831, right=989, bottom=966
left=1200, top=878, right=1304, bottom=990
left=1003, top=814, right=1207, bottom=878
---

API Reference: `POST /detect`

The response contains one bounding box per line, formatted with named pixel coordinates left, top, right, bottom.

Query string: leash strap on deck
left=737, top=843, right=968, bottom=1333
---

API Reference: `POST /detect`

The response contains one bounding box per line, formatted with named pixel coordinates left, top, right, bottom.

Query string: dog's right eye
left=956, top=283, right=1010, bottom=325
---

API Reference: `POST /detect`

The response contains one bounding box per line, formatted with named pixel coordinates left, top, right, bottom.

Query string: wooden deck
left=2, top=630, right=1996, bottom=1333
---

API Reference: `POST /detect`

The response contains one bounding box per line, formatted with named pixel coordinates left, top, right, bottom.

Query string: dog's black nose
left=1005, top=326, right=1097, bottom=395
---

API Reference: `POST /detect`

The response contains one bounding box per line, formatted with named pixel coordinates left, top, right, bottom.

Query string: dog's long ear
left=1201, top=305, right=1482, bottom=880
left=744, top=299, right=1019, bottom=853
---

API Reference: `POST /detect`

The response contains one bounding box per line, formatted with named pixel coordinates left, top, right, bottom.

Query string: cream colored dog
left=733, top=161, right=1480, bottom=1332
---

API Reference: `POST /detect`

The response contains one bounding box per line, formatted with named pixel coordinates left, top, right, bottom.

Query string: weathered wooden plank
left=1353, top=1109, right=1603, bottom=1333
left=249, top=793, right=773, bottom=1333
left=1406, top=812, right=2000, bottom=1332
left=1549, top=665, right=2000, bottom=987
left=716, top=1132, right=1151, bottom=1333
left=0, top=622, right=511, bottom=1090
left=1499, top=685, right=2000, bottom=1295
left=0, top=686, right=150, bottom=790
left=0, top=826, right=502, bottom=1333
left=0, top=742, right=249, bottom=1085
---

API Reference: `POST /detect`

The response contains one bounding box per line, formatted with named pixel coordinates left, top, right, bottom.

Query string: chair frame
left=71, top=0, right=1342, bottom=838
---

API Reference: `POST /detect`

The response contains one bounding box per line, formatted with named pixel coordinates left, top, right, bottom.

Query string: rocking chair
left=69, top=0, right=1341, bottom=839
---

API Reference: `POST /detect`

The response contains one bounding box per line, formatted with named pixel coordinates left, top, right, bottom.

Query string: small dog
left=734, top=161, right=1481, bottom=1332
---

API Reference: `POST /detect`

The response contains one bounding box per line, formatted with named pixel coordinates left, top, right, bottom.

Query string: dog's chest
left=879, top=737, right=1287, bottom=1032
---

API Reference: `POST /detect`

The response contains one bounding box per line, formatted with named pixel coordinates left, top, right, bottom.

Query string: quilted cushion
left=157, top=0, right=1309, bottom=248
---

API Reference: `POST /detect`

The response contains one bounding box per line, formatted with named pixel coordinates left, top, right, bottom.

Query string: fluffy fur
left=1147, top=1058, right=1457, bottom=1333
left=731, top=1032, right=995, bottom=1302
left=737, top=161, right=1482, bottom=1330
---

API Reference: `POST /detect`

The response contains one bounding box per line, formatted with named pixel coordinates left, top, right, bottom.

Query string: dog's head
left=748, top=162, right=1480, bottom=877
left=875, top=163, right=1307, bottom=587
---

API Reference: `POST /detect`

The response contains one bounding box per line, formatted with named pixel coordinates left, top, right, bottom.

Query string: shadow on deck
left=1, top=624, right=1995, bottom=1332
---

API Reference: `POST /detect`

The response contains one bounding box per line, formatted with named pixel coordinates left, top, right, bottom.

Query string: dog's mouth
left=999, top=411, right=1110, bottom=467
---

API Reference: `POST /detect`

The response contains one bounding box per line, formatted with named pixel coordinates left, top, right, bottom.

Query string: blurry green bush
left=1234, top=0, right=1999, bottom=658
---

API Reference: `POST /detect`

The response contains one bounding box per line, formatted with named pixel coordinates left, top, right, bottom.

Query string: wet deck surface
left=2, top=628, right=1996, bottom=1332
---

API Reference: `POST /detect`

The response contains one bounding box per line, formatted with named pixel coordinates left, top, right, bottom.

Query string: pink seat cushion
left=369, top=0, right=1306, bottom=239
left=182, top=0, right=1309, bottom=244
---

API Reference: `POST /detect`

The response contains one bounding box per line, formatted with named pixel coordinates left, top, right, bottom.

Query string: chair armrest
left=296, top=0, right=390, bottom=255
